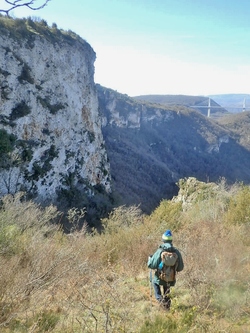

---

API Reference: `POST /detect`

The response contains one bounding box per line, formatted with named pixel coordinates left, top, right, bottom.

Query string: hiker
left=147, top=229, right=184, bottom=309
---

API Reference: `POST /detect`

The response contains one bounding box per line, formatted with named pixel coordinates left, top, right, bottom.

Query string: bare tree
left=0, top=0, right=51, bottom=16
left=0, top=151, right=24, bottom=196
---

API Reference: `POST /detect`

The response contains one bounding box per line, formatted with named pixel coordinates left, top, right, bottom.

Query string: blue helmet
left=162, top=229, right=173, bottom=242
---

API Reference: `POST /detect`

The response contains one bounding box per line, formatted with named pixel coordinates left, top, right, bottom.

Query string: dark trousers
left=153, top=282, right=171, bottom=308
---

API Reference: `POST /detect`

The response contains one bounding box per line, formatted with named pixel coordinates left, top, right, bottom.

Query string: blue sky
left=6, top=0, right=250, bottom=96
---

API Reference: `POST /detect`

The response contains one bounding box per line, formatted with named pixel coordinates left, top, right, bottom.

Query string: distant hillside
left=133, top=94, right=229, bottom=117
left=98, top=85, right=250, bottom=213
left=209, top=94, right=250, bottom=113
left=215, top=111, right=250, bottom=150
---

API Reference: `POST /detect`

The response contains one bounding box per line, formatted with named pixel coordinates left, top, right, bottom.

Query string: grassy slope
left=0, top=179, right=250, bottom=332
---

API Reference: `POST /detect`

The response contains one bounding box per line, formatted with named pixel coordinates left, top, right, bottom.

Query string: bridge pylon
left=207, top=98, right=211, bottom=117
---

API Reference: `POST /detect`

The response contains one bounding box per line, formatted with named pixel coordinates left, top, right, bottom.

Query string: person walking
left=147, top=229, right=184, bottom=310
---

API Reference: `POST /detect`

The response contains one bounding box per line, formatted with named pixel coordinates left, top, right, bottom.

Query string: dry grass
left=0, top=180, right=250, bottom=332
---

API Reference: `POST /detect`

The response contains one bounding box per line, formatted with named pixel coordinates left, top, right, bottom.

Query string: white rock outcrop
left=0, top=23, right=110, bottom=202
left=97, top=85, right=175, bottom=129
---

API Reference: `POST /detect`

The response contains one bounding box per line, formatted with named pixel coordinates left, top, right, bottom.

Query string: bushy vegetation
left=0, top=14, right=86, bottom=46
left=0, top=178, right=249, bottom=332
left=0, top=129, right=16, bottom=156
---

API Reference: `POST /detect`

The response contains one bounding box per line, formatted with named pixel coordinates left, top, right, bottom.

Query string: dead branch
left=0, top=0, right=51, bottom=16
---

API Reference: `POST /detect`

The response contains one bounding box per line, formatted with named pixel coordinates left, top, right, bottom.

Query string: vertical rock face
left=0, top=19, right=110, bottom=203
left=97, top=85, right=250, bottom=213
left=97, top=84, right=175, bottom=129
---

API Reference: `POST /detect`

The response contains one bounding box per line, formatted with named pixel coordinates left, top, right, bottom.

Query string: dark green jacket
left=147, top=242, right=184, bottom=286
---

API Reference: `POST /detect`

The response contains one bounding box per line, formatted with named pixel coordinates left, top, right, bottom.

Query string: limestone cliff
left=0, top=17, right=110, bottom=204
left=97, top=84, right=250, bottom=213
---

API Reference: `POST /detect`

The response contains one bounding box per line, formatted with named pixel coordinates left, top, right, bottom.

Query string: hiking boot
left=162, top=297, right=171, bottom=310
left=159, top=302, right=170, bottom=311
left=158, top=298, right=171, bottom=310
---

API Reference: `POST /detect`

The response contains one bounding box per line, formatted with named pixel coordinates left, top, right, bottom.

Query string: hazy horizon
left=5, top=0, right=250, bottom=97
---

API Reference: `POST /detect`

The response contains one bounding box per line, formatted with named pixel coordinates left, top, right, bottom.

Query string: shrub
left=102, top=205, right=143, bottom=234
left=140, top=314, right=178, bottom=333
left=0, top=179, right=249, bottom=332
left=0, top=192, right=60, bottom=256
left=10, top=101, right=31, bottom=120
left=0, top=129, right=16, bottom=156
left=149, top=200, right=183, bottom=231
left=18, top=62, right=34, bottom=84
left=37, top=96, right=65, bottom=114
left=34, top=310, right=60, bottom=332
left=224, top=185, right=250, bottom=225
left=0, top=222, right=21, bottom=256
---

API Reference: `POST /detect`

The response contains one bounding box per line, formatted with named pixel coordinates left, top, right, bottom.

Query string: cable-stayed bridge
left=189, top=98, right=249, bottom=117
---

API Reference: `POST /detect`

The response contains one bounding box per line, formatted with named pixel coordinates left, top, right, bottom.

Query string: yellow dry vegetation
left=0, top=178, right=249, bottom=332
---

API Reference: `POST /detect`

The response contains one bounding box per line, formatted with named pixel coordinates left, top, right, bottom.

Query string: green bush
left=0, top=129, right=16, bottom=156
left=149, top=200, right=183, bottom=231
left=10, top=101, right=31, bottom=120
left=34, top=310, right=60, bottom=332
left=18, top=63, right=34, bottom=84
left=140, top=315, right=177, bottom=333
left=225, top=185, right=250, bottom=225
left=0, top=222, right=21, bottom=256
left=37, top=96, right=65, bottom=114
